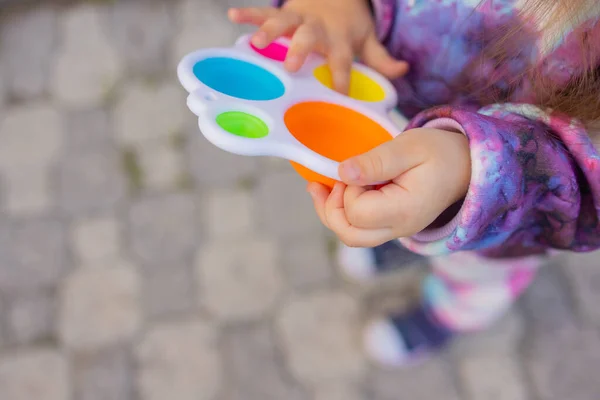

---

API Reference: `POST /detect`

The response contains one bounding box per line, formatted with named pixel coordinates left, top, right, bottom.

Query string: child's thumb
left=361, top=34, right=409, bottom=79
left=338, top=139, right=420, bottom=186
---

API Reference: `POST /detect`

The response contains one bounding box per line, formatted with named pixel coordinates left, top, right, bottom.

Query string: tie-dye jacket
left=273, top=0, right=600, bottom=258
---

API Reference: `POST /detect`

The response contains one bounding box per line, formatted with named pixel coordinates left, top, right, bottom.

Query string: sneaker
left=363, top=304, right=454, bottom=367
left=337, top=240, right=425, bottom=283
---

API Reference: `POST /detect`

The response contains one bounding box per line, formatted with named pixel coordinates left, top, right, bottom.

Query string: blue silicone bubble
left=193, top=57, right=285, bottom=101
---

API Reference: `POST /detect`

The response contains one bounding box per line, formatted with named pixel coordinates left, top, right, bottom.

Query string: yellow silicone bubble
left=313, top=64, right=386, bottom=102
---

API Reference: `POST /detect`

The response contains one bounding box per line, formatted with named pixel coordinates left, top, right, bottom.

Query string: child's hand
left=308, top=128, right=472, bottom=247
left=228, top=0, right=408, bottom=94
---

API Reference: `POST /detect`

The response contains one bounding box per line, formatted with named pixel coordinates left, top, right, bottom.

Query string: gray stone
left=58, top=151, right=126, bottom=217
left=527, top=327, right=600, bottom=400
left=2, top=166, right=52, bottom=216
left=136, top=319, right=222, bottom=400
left=520, top=263, right=577, bottom=336
left=281, top=236, right=333, bottom=290
left=224, top=324, right=308, bottom=400
left=0, top=295, right=7, bottom=346
left=109, top=1, right=174, bottom=75
left=276, top=290, right=366, bottom=385
left=0, top=218, right=67, bottom=295
left=114, top=82, right=186, bottom=147
left=137, top=139, right=186, bottom=192
left=562, top=251, right=600, bottom=326
left=59, top=262, right=141, bottom=351
left=0, top=103, right=62, bottom=216
left=452, top=308, right=524, bottom=355
left=196, top=238, right=284, bottom=321
left=314, top=384, right=365, bottom=400
left=129, top=193, right=198, bottom=264
left=369, top=359, right=460, bottom=400
left=1, top=7, right=57, bottom=99
left=187, top=126, right=261, bottom=187
left=51, top=4, right=122, bottom=108
left=459, top=353, right=529, bottom=400
left=205, top=188, right=255, bottom=238
left=0, top=63, right=5, bottom=109
left=0, top=103, right=63, bottom=169
left=142, top=260, right=196, bottom=320
left=65, top=108, right=115, bottom=153
left=71, top=216, right=121, bottom=264
left=173, top=0, right=240, bottom=67
left=73, top=346, right=134, bottom=400
left=0, top=348, right=69, bottom=400
left=6, top=292, right=56, bottom=345
left=256, top=171, right=324, bottom=239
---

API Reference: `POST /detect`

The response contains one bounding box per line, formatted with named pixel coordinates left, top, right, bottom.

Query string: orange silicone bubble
left=284, top=102, right=392, bottom=187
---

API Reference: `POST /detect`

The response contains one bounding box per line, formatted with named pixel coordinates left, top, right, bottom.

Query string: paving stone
left=173, top=0, right=240, bottom=66
left=314, top=384, right=365, bottom=400
left=0, top=296, right=6, bottom=347
left=452, top=308, right=524, bottom=355
left=6, top=292, right=56, bottom=345
left=1, top=7, right=57, bottom=99
left=73, top=346, right=134, bottom=400
left=196, top=238, right=284, bottom=321
left=187, top=129, right=261, bottom=187
left=206, top=188, right=255, bottom=238
left=0, top=348, right=69, bottom=400
left=527, top=327, right=600, bottom=400
left=276, top=290, right=366, bottom=385
left=257, top=171, right=324, bottom=238
left=114, top=82, right=186, bottom=146
left=369, top=359, right=461, bottom=400
left=0, top=63, right=5, bottom=109
left=59, top=262, right=141, bottom=351
left=58, top=151, right=126, bottom=217
left=137, top=139, right=186, bottom=191
left=459, top=353, right=529, bottom=400
left=141, top=260, right=196, bottom=320
left=0, top=103, right=63, bottom=169
left=520, top=262, right=577, bottom=336
left=562, top=251, right=600, bottom=326
left=136, top=319, right=221, bottom=400
left=281, top=236, right=333, bottom=290
left=109, top=1, right=174, bottom=75
left=129, top=193, right=198, bottom=264
left=0, top=218, right=67, bottom=295
left=65, top=108, right=114, bottom=153
left=71, top=215, right=121, bottom=264
left=262, top=156, right=294, bottom=171
left=51, top=4, right=122, bottom=108
left=224, top=324, right=308, bottom=400
left=2, top=166, right=52, bottom=216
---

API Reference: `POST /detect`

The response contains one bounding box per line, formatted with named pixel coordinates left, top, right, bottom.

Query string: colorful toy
left=177, top=34, right=400, bottom=187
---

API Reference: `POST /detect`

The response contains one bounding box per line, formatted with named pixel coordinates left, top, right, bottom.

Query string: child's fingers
left=325, top=183, right=393, bottom=247
left=227, top=7, right=277, bottom=26
left=252, top=11, right=303, bottom=48
left=338, top=136, right=424, bottom=186
left=307, top=182, right=332, bottom=229
left=360, top=34, right=409, bottom=79
left=285, top=21, right=325, bottom=72
left=343, top=184, right=409, bottom=230
left=326, top=41, right=354, bottom=94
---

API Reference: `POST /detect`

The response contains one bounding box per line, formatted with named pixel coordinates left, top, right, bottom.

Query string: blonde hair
left=468, top=0, right=600, bottom=135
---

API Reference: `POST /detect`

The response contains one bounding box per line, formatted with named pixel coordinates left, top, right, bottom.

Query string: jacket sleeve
left=398, top=104, right=600, bottom=257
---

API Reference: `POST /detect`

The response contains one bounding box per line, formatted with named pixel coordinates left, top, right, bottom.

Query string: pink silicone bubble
left=250, top=41, right=288, bottom=62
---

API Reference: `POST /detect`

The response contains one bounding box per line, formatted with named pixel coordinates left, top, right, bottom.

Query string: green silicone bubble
left=216, top=111, right=269, bottom=139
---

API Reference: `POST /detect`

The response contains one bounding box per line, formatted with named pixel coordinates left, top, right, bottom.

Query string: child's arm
left=397, top=104, right=600, bottom=257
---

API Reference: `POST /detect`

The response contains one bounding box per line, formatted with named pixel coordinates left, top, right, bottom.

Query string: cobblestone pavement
left=0, top=1, right=600, bottom=399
